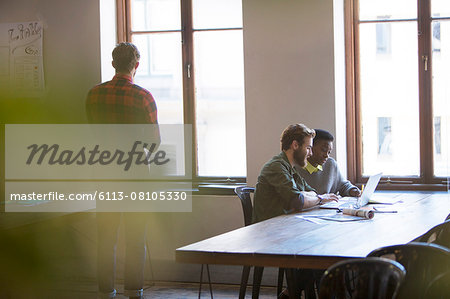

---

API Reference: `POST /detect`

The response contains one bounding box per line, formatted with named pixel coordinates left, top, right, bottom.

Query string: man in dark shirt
left=253, top=124, right=338, bottom=223
left=253, top=124, right=339, bottom=298
left=86, top=42, right=157, bottom=299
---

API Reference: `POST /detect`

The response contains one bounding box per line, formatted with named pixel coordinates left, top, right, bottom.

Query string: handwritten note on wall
left=0, top=21, right=45, bottom=97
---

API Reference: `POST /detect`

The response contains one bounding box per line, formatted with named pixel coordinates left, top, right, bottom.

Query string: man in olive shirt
left=253, top=124, right=338, bottom=222
left=252, top=124, right=339, bottom=298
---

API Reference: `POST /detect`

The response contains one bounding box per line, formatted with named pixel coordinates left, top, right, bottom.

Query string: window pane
left=359, top=0, right=416, bottom=21
left=432, top=20, right=450, bottom=177
left=194, top=31, right=246, bottom=177
left=192, top=0, right=242, bottom=29
left=378, top=117, right=392, bottom=155
left=432, top=0, right=450, bottom=18
left=131, top=0, right=181, bottom=31
left=132, top=33, right=184, bottom=125
left=359, top=22, right=419, bottom=176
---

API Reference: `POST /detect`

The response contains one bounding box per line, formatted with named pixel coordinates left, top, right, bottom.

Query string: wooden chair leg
left=239, top=266, right=251, bottom=299
left=252, top=266, right=264, bottom=299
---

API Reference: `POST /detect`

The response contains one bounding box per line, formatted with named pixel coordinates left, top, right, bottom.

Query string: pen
left=372, top=207, right=397, bottom=213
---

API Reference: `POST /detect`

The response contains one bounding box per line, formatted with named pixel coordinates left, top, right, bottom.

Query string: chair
left=415, top=219, right=450, bottom=248
left=234, top=186, right=285, bottom=299
left=318, top=257, right=406, bottom=299
left=367, top=242, right=450, bottom=299
left=424, top=270, right=450, bottom=298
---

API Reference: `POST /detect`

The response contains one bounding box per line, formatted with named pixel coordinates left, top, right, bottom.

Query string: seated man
left=253, top=124, right=338, bottom=223
left=297, top=129, right=361, bottom=197
left=252, top=124, right=339, bottom=298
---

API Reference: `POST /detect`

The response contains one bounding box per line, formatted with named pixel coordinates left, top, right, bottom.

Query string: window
left=346, top=0, right=449, bottom=189
left=116, top=0, right=246, bottom=182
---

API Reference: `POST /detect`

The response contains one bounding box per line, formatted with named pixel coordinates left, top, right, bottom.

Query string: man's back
left=86, top=74, right=157, bottom=124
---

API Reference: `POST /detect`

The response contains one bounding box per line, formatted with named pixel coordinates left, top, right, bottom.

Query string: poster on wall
left=0, top=21, right=45, bottom=97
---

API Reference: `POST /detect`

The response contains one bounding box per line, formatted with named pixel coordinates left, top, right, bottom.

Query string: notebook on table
left=319, top=172, right=383, bottom=210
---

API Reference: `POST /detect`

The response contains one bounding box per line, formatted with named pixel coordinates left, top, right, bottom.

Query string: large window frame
left=115, top=0, right=245, bottom=185
left=345, top=0, right=448, bottom=190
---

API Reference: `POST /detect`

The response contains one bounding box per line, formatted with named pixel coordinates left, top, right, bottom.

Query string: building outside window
left=376, top=16, right=392, bottom=54
left=377, top=117, right=392, bottom=155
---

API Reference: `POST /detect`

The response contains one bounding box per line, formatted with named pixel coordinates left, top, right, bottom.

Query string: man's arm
left=329, top=159, right=361, bottom=197
left=301, top=191, right=339, bottom=209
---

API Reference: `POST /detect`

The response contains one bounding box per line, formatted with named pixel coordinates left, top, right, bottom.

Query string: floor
left=45, top=281, right=280, bottom=299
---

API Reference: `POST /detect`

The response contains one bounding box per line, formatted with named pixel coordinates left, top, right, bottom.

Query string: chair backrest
left=234, top=186, right=255, bottom=227
left=416, top=219, right=450, bottom=248
left=367, top=242, right=450, bottom=298
left=318, top=257, right=406, bottom=299
left=424, top=270, right=450, bottom=299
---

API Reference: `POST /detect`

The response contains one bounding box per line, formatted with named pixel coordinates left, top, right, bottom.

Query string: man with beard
left=251, top=124, right=339, bottom=298
left=253, top=124, right=339, bottom=223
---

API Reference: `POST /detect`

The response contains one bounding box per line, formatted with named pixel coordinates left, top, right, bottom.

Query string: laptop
left=320, top=172, right=383, bottom=209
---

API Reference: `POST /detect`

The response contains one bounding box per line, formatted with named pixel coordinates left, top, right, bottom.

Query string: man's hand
left=301, top=192, right=339, bottom=209
left=349, top=188, right=362, bottom=197
left=318, top=193, right=340, bottom=204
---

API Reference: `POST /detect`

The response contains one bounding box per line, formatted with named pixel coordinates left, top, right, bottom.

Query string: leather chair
left=415, top=219, right=450, bottom=248
left=424, top=270, right=450, bottom=298
left=367, top=242, right=450, bottom=299
left=318, top=257, right=406, bottom=299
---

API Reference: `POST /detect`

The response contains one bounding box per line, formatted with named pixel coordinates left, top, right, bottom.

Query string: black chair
left=318, top=257, right=406, bottom=299
left=367, top=242, right=450, bottom=299
left=234, top=186, right=285, bottom=299
left=415, top=219, right=450, bottom=248
left=424, top=270, right=450, bottom=299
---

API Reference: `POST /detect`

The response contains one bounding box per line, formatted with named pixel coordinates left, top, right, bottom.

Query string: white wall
left=243, top=0, right=338, bottom=185
left=0, top=0, right=101, bottom=123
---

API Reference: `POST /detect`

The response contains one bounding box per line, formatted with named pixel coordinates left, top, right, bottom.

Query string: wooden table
left=176, top=191, right=449, bottom=270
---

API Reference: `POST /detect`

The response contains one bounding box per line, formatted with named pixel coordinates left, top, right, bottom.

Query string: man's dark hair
left=313, top=129, right=334, bottom=145
left=112, top=42, right=140, bottom=73
left=280, top=124, right=315, bottom=151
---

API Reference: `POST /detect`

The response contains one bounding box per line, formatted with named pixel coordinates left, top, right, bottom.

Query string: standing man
left=253, top=124, right=338, bottom=223
left=86, top=42, right=158, bottom=299
left=297, top=129, right=361, bottom=197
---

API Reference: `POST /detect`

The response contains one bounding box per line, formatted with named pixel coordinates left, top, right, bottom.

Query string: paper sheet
left=0, top=22, right=44, bottom=96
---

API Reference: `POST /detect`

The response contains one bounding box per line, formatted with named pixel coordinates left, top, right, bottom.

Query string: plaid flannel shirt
left=86, top=74, right=158, bottom=124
